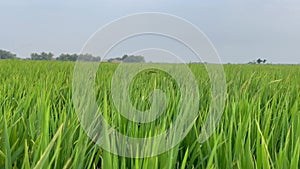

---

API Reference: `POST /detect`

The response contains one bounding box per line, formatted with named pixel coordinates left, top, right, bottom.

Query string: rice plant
left=0, top=60, right=299, bottom=168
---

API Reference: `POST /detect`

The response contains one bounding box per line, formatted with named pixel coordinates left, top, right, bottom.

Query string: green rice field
left=0, top=60, right=299, bottom=169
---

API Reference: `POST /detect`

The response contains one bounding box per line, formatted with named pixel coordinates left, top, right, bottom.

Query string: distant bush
left=0, top=49, right=17, bottom=59
left=56, top=53, right=101, bottom=62
left=31, top=52, right=54, bottom=60
left=108, top=55, right=145, bottom=63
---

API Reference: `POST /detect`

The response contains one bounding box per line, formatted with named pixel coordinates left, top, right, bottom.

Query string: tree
left=108, top=57, right=122, bottom=62
left=31, top=52, right=54, bottom=60
left=78, top=53, right=101, bottom=62
left=56, top=53, right=78, bottom=61
left=0, top=49, right=17, bottom=59
left=263, top=59, right=267, bottom=64
left=256, top=58, right=263, bottom=64
left=108, top=55, right=145, bottom=63
left=55, top=53, right=100, bottom=62
left=256, top=58, right=267, bottom=64
left=123, top=55, right=145, bottom=63
left=122, top=54, right=129, bottom=60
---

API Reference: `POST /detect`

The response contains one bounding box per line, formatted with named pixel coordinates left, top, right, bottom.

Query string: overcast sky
left=0, top=0, right=300, bottom=63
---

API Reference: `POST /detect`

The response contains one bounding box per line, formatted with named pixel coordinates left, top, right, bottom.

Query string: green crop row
left=0, top=60, right=299, bottom=169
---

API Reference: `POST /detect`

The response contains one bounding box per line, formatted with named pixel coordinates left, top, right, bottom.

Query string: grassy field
left=0, top=60, right=299, bottom=169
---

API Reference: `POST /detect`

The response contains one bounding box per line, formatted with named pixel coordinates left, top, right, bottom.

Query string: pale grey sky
left=0, top=0, right=300, bottom=63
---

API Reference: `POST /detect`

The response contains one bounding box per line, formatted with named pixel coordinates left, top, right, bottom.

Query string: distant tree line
left=248, top=58, right=267, bottom=64
left=1, top=49, right=271, bottom=64
left=56, top=53, right=101, bottom=62
left=0, top=49, right=145, bottom=63
left=0, top=49, right=101, bottom=62
left=0, top=49, right=17, bottom=59
left=31, top=52, right=54, bottom=60
left=107, top=54, right=145, bottom=63
left=31, top=52, right=101, bottom=61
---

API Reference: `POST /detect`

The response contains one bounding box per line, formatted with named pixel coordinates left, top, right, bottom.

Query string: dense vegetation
left=0, top=50, right=17, bottom=59
left=0, top=60, right=299, bottom=169
left=0, top=49, right=145, bottom=62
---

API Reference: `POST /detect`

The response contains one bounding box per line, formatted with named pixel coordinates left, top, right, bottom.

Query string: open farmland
left=0, top=60, right=299, bottom=169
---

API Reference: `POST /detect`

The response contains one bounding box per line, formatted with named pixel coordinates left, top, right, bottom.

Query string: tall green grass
left=0, top=60, right=299, bottom=168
